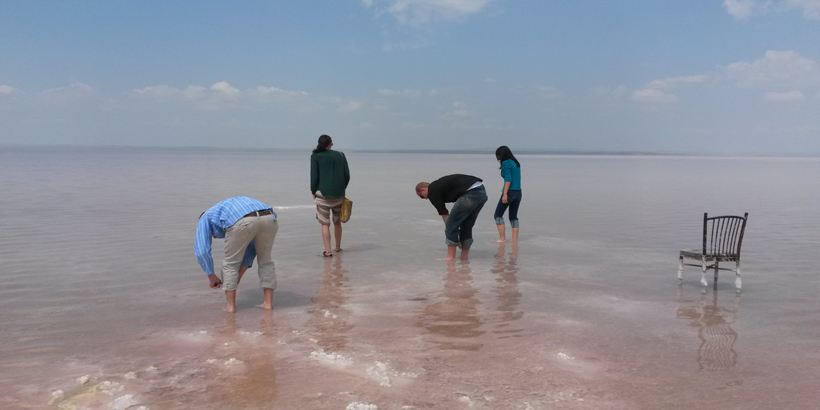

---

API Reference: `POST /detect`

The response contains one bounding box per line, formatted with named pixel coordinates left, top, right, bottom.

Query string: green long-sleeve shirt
left=310, top=149, right=350, bottom=199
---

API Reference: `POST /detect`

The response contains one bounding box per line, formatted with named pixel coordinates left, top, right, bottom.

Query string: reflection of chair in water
left=676, top=286, right=739, bottom=371
left=678, top=213, right=748, bottom=291
left=492, top=243, right=524, bottom=337
left=416, top=261, right=485, bottom=351
left=308, top=256, right=352, bottom=351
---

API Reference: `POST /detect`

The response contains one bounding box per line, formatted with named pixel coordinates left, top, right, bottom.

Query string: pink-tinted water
left=1, top=148, right=819, bottom=409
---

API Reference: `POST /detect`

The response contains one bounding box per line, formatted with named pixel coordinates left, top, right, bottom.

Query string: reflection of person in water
left=416, top=260, right=485, bottom=351
left=676, top=287, right=740, bottom=371
left=492, top=242, right=524, bottom=337
left=308, top=255, right=352, bottom=352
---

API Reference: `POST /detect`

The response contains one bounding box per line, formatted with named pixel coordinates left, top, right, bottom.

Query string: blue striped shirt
left=194, top=197, right=277, bottom=275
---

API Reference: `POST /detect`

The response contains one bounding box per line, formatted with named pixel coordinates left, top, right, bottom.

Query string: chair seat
left=680, top=249, right=739, bottom=262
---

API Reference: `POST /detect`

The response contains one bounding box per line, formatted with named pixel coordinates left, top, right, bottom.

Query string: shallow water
left=1, top=147, right=819, bottom=409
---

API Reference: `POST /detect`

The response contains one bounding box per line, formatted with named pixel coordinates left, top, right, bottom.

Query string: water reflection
left=308, top=255, right=352, bottom=351
left=676, top=286, right=740, bottom=371
left=491, top=242, right=524, bottom=338
left=416, top=260, right=485, bottom=351
left=205, top=311, right=278, bottom=407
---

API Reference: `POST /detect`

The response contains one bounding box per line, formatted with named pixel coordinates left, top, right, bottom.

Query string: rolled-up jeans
left=221, top=214, right=278, bottom=291
left=444, top=186, right=488, bottom=249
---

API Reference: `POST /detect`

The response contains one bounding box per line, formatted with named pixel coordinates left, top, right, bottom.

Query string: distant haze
left=1, top=1, right=819, bottom=155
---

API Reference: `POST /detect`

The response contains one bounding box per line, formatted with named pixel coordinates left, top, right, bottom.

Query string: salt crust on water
left=346, top=402, right=378, bottom=410
left=310, top=350, right=354, bottom=367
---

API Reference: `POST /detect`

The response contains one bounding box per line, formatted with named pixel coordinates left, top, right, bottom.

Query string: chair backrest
left=702, top=213, right=748, bottom=257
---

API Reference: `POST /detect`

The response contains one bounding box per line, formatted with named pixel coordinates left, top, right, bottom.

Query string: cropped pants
left=444, top=186, right=488, bottom=249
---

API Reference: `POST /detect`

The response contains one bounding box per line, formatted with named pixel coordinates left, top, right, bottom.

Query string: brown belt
left=244, top=209, right=273, bottom=217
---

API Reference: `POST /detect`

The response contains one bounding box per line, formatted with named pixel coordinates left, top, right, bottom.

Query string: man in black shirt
left=415, top=174, right=488, bottom=260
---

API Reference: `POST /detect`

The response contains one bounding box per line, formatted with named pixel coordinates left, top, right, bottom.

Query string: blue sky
left=1, top=0, right=819, bottom=154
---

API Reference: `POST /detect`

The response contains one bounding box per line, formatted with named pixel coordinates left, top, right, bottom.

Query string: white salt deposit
left=556, top=352, right=575, bottom=360
left=346, top=402, right=378, bottom=410
left=111, top=394, right=141, bottom=410
left=224, top=358, right=243, bottom=366
left=124, top=371, right=137, bottom=380
left=47, top=390, right=64, bottom=405
left=76, top=375, right=90, bottom=385
left=309, top=350, right=353, bottom=367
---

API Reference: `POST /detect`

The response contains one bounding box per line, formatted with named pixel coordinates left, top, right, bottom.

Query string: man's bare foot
left=257, top=303, right=273, bottom=310
left=222, top=305, right=236, bottom=313
left=495, top=238, right=506, bottom=243
left=444, top=255, right=456, bottom=261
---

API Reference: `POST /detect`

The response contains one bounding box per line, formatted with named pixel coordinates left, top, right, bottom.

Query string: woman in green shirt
left=310, top=134, right=350, bottom=256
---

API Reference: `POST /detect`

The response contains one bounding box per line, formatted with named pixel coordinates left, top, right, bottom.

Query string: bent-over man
left=416, top=174, right=488, bottom=261
left=194, top=197, right=279, bottom=313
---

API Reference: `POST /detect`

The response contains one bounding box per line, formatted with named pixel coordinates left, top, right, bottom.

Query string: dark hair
left=313, top=134, right=333, bottom=154
left=495, top=145, right=520, bottom=168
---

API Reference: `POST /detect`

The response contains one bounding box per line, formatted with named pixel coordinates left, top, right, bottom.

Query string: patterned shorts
left=314, top=192, right=344, bottom=225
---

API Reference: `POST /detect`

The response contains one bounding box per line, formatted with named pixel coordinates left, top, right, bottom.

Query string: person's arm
left=502, top=181, right=511, bottom=204
left=441, top=214, right=448, bottom=223
left=194, top=217, right=222, bottom=288
left=501, top=161, right=513, bottom=204
left=310, top=155, right=319, bottom=195
left=194, top=217, right=215, bottom=276
left=343, top=153, right=350, bottom=189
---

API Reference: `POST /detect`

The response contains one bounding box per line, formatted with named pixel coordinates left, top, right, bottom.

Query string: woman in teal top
left=493, top=146, right=522, bottom=242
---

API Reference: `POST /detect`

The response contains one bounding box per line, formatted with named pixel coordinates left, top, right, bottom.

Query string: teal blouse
left=500, top=159, right=521, bottom=192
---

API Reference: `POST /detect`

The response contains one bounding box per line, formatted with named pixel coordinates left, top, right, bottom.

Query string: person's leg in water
left=507, top=191, right=522, bottom=242
left=255, top=216, right=279, bottom=310
left=321, top=224, right=333, bottom=255
left=493, top=195, right=510, bottom=242
left=455, top=187, right=488, bottom=260
left=333, top=220, right=343, bottom=252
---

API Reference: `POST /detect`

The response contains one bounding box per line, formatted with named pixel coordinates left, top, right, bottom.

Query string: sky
left=1, top=0, right=819, bottom=155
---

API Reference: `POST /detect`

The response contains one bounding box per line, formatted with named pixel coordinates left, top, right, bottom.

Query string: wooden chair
left=678, top=213, right=748, bottom=291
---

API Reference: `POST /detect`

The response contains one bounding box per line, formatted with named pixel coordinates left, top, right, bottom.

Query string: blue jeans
left=493, top=190, right=521, bottom=228
left=444, top=186, right=488, bottom=249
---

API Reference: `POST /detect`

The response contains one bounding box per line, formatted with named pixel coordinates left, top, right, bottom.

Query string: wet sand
left=1, top=148, right=819, bottom=409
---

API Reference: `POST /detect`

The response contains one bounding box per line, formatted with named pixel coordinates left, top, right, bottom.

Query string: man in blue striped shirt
left=194, top=197, right=279, bottom=313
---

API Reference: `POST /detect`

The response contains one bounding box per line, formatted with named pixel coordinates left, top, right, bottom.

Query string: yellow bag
left=340, top=198, right=353, bottom=223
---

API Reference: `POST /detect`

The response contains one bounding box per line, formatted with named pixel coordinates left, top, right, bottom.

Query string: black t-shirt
left=427, top=174, right=482, bottom=215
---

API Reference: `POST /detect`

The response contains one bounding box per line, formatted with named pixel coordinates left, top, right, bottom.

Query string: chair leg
left=678, top=254, right=684, bottom=284
left=700, top=258, right=708, bottom=287
left=735, top=261, right=742, bottom=291
left=714, top=261, right=719, bottom=284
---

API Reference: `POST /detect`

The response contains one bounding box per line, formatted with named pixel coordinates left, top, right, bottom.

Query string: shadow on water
left=415, top=260, right=485, bottom=351
left=676, top=286, right=740, bottom=371
left=307, top=255, right=353, bottom=352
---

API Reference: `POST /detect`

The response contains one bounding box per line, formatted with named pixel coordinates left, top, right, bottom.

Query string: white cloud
left=764, top=90, right=806, bottom=102
left=787, top=0, right=820, bottom=19
left=593, top=85, right=628, bottom=99
left=210, top=81, right=239, bottom=95
left=443, top=100, right=471, bottom=119
left=0, top=85, right=23, bottom=95
left=723, top=0, right=758, bottom=20
left=38, top=81, right=100, bottom=104
left=535, top=85, right=564, bottom=99
left=645, top=75, right=712, bottom=89
left=725, top=50, right=820, bottom=88
left=134, top=82, right=312, bottom=110
left=360, top=121, right=376, bottom=129
left=365, top=0, right=493, bottom=26
left=338, top=100, right=362, bottom=112
left=724, top=0, right=820, bottom=20
left=378, top=88, right=424, bottom=98
left=630, top=88, right=678, bottom=103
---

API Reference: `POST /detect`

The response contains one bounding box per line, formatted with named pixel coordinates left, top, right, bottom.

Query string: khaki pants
left=220, top=214, right=278, bottom=291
